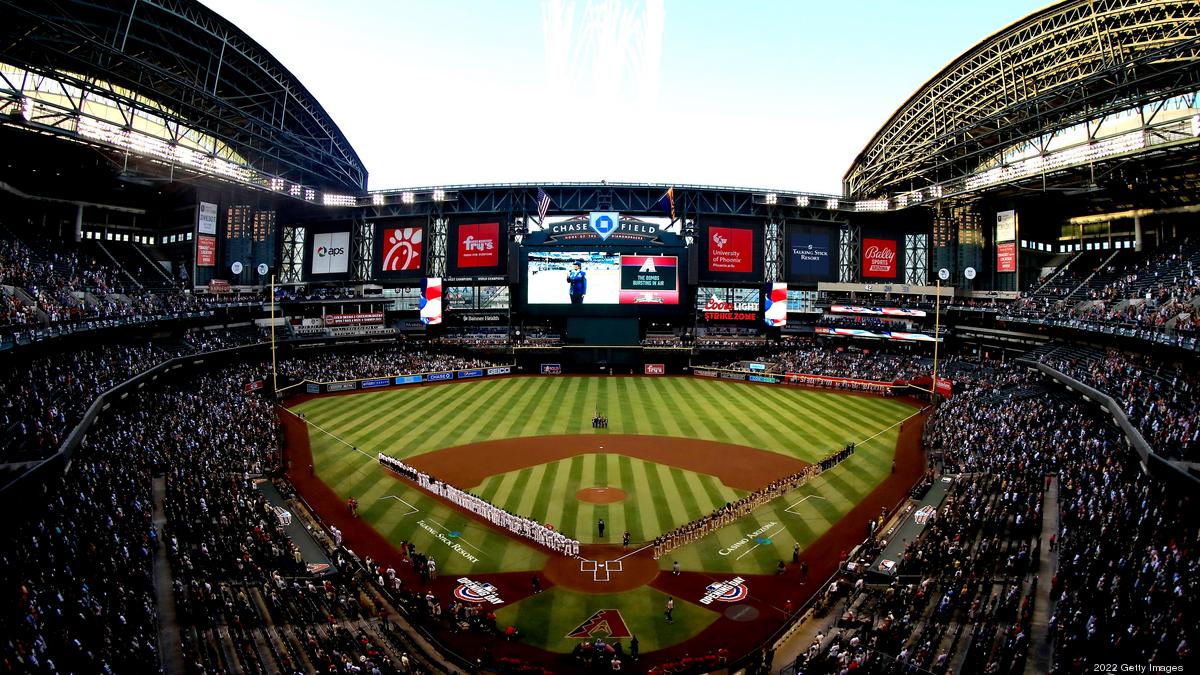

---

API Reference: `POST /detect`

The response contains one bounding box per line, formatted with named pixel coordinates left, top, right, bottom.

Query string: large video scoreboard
left=520, top=214, right=688, bottom=316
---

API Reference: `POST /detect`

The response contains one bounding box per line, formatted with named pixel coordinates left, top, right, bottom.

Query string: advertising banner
left=748, top=374, right=778, bottom=384
left=786, top=224, right=839, bottom=282
left=196, top=234, right=216, bottom=267
left=708, top=226, right=753, bottom=274
left=197, top=201, right=218, bottom=235
left=832, top=304, right=927, bottom=317
left=996, top=210, right=1017, bottom=273
left=455, top=222, right=501, bottom=269
left=719, top=371, right=748, bottom=381
left=311, top=231, right=350, bottom=275
left=996, top=242, right=1017, bottom=273
left=486, top=366, right=512, bottom=376
left=588, top=212, right=620, bottom=240
left=645, top=363, right=666, bottom=375
left=862, top=237, right=898, bottom=279
left=306, top=384, right=320, bottom=394
left=361, top=378, right=390, bottom=388
left=326, top=381, right=357, bottom=392
left=382, top=226, right=423, bottom=272
left=694, top=369, right=719, bottom=378
left=702, top=295, right=758, bottom=322
left=324, top=312, right=385, bottom=327
left=427, top=372, right=454, bottom=382
left=540, top=363, right=562, bottom=375
left=394, top=375, right=424, bottom=385
left=457, top=369, right=484, bottom=379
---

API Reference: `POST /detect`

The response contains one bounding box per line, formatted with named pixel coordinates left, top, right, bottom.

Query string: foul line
left=613, top=543, right=653, bottom=562
left=734, top=525, right=789, bottom=561
left=279, top=406, right=375, bottom=462
left=378, top=495, right=420, bottom=515
left=784, top=494, right=829, bottom=514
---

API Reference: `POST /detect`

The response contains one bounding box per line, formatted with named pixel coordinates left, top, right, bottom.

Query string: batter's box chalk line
left=579, top=559, right=623, bottom=582
left=377, top=495, right=420, bottom=515
left=784, top=494, right=829, bottom=515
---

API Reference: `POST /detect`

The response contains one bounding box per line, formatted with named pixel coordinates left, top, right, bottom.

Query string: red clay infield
left=575, top=486, right=627, bottom=504
left=281, top=389, right=929, bottom=672
left=407, top=434, right=809, bottom=492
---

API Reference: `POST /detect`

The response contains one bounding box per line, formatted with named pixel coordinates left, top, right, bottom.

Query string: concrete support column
left=1134, top=216, right=1143, bottom=252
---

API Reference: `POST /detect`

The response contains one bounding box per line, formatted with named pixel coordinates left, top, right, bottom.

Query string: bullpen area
left=282, top=375, right=925, bottom=664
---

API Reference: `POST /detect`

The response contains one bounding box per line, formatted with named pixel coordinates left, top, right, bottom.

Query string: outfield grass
left=658, top=426, right=899, bottom=575
left=493, top=586, right=719, bottom=654
left=295, top=377, right=915, bottom=578
left=291, top=376, right=915, bottom=463
left=472, top=454, right=747, bottom=544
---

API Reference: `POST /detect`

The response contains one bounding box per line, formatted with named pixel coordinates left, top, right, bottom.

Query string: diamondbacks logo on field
left=701, top=577, right=749, bottom=605
left=913, top=505, right=936, bottom=525
left=453, top=577, right=503, bottom=605
left=566, top=609, right=632, bottom=639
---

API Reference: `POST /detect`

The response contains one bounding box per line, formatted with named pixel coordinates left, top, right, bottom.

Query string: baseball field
left=283, top=375, right=924, bottom=661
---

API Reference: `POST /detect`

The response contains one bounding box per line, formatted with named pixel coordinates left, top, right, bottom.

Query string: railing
left=1016, top=358, right=1199, bottom=489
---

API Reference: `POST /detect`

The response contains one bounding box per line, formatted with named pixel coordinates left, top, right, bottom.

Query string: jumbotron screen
left=526, top=251, right=678, bottom=305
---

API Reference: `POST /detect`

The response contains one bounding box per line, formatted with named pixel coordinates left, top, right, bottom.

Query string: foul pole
left=270, top=274, right=278, bottom=392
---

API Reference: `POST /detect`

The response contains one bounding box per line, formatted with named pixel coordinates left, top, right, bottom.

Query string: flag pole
left=270, top=274, right=278, bottom=393
left=931, top=277, right=941, bottom=402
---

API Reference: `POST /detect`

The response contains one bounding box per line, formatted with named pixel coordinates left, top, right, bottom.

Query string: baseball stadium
left=0, top=2, right=1198, bottom=675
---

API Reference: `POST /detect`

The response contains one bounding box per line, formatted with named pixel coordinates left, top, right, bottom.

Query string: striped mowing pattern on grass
left=472, top=454, right=746, bottom=543
left=291, top=376, right=915, bottom=464
left=656, top=426, right=899, bottom=576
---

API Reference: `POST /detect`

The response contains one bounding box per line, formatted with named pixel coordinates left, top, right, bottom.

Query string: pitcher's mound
left=576, top=486, right=627, bottom=504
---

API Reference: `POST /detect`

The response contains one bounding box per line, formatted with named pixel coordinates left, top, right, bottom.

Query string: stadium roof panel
left=0, top=0, right=367, bottom=192
left=844, top=0, right=1200, bottom=201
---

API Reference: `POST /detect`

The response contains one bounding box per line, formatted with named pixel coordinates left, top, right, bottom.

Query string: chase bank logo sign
left=589, top=212, right=620, bottom=240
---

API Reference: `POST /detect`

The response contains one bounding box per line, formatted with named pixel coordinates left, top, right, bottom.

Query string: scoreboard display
left=618, top=255, right=679, bottom=305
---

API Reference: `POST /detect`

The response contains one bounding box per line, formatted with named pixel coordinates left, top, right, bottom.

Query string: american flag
left=536, top=187, right=552, bottom=224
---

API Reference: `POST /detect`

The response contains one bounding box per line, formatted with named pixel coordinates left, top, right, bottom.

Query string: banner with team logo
left=618, top=255, right=679, bottom=305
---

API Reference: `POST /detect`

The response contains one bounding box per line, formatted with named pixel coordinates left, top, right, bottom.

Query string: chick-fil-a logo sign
left=862, top=238, right=897, bottom=278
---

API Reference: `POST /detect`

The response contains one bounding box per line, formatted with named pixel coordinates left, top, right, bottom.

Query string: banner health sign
left=786, top=224, right=839, bottom=283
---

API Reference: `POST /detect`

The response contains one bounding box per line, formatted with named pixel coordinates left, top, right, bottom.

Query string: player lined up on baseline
left=652, top=463, right=822, bottom=559
left=379, top=453, right=581, bottom=556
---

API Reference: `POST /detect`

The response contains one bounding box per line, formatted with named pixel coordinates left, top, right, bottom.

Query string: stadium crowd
left=1036, top=349, right=1200, bottom=462
left=276, top=345, right=503, bottom=382
left=379, top=453, right=580, bottom=556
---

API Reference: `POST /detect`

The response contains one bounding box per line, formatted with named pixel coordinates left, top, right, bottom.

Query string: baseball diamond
left=284, top=375, right=921, bottom=657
